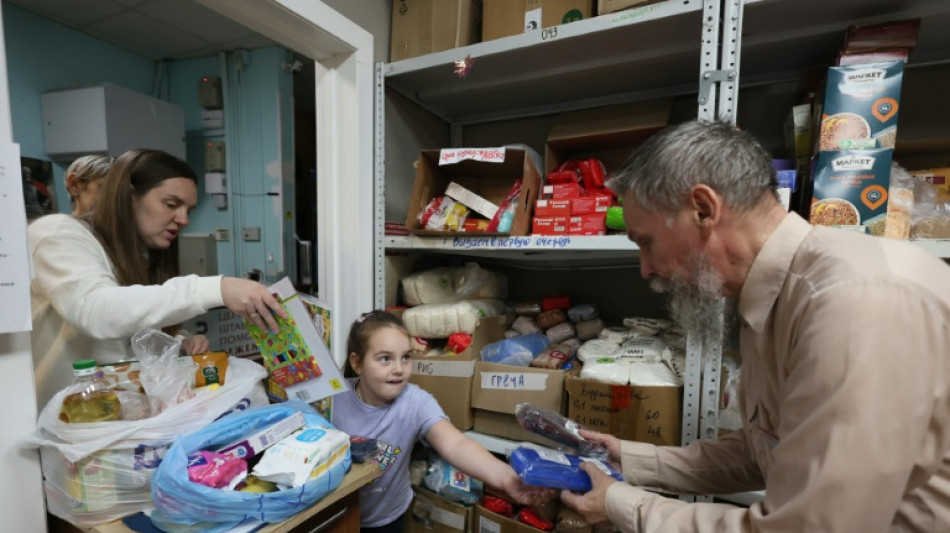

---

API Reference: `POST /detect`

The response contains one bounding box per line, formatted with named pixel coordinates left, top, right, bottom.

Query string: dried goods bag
left=402, top=299, right=507, bottom=338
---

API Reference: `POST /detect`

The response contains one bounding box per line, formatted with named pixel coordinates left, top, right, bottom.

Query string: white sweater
left=29, top=214, right=225, bottom=408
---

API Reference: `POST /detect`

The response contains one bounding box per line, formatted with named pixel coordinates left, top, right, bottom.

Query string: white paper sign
left=413, top=359, right=475, bottom=378
left=480, top=371, right=548, bottom=391
left=438, top=147, right=506, bottom=165
left=0, top=143, right=31, bottom=334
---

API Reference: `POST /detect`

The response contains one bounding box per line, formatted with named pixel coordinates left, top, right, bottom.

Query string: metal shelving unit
left=374, top=0, right=950, bottom=504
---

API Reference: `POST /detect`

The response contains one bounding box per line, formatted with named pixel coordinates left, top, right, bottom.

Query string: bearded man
left=560, top=120, right=950, bottom=532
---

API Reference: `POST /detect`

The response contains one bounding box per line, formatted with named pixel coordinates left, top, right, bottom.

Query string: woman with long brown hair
left=29, top=149, right=285, bottom=407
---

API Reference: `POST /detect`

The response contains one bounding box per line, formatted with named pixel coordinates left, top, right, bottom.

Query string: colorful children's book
left=245, top=277, right=346, bottom=404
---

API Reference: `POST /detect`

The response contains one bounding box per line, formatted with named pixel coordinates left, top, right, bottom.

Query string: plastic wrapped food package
left=622, top=317, right=673, bottom=336
left=577, top=339, right=620, bottom=362
left=508, top=447, right=622, bottom=491
left=402, top=299, right=507, bottom=338
left=556, top=508, right=593, bottom=533
left=598, top=326, right=631, bottom=345
left=513, top=315, right=542, bottom=335
left=561, top=337, right=581, bottom=352
left=580, top=357, right=630, bottom=384
left=541, top=295, right=572, bottom=312
left=480, top=334, right=551, bottom=367
left=505, top=329, right=521, bottom=339
left=615, top=336, right=666, bottom=363
left=574, top=318, right=604, bottom=341
left=545, top=322, right=576, bottom=344
left=518, top=507, right=555, bottom=531
left=513, top=302, right=543, bottom=316
left=514, top=403, right=608, bottom=459
left=567, top=304, right=598, bottom=323
left=423, top=453, right=483, bottom=505
left=530, top=344, right=573, bottom=370
left=536, top=309, right=568, bottom=330
left=402, top=263, right=508, bottom=305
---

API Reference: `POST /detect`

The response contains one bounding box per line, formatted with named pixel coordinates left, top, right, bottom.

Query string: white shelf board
left=382, top=0, right=704, bottom=124
left=385, top=234, right=641, bottom=267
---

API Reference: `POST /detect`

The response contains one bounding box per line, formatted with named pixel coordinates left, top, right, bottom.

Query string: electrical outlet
left=214, top=228, right=230, bottom=241
left=242, top=227, right=261, bottom=241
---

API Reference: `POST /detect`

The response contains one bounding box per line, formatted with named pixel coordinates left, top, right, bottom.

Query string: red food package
left=518, top=507, right=555, bottom=531
left=541, top=295, right=571, bottom=311
left=447, top=333, right=473, bottom=354
left=483, top=494, right=514, bottom=517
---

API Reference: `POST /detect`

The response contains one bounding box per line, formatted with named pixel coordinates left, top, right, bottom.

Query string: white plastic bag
left=21, top=356, right=267, bottom=526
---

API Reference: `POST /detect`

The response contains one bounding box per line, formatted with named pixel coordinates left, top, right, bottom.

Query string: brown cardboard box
left=597, top=0, right=657, bottom=15
left=475, top=505, right=541, bottom=533
left=565, top=377, right=682, bottom=446
left=390, top=0, right=481, bottom=62
left=470, top=361, right=567, bottom=444
left=406, top=487, right=474, bottom=533
left=482, top=0, right=593, bottom=42
left=405, top=148, right=541, bottom=237
left=545, top=98, right=671, bottom=175
left=410, top=315, right=510, bottom=430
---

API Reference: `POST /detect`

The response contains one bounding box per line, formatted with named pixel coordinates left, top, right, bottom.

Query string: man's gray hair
left=607, top=120, right=778, bottom=213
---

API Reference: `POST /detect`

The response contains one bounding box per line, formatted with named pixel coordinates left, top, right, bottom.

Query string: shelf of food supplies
left=381, top=0, right=704, bottom=125
left=466, top=430, right=767, bottom=506
left=740, top=0, right=950, bottom=88
left=385, top=234, right=642, bottom=268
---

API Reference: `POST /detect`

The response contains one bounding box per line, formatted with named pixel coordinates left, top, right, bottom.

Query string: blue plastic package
left=150, top=401, right=351, bottom=533
left=423, top=452, right=483, bottom=504
left=509, top=446, right=623, bottom=491
left=480, top=333, right=551, bottom=366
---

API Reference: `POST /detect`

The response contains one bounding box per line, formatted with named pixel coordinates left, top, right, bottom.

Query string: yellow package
left=193, top=351, right=229, bottom=387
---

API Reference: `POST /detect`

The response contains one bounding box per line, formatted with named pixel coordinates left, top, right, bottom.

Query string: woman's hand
left=182, top=334, right=210, bottom=355
left=220, top=277, right=287, bottom=333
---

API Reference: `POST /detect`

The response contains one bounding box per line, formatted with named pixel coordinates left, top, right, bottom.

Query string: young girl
left=331, top=310, right=552, bottom=533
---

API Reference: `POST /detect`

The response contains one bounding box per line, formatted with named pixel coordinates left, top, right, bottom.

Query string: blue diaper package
left=509, top=446, right=623, bottom=492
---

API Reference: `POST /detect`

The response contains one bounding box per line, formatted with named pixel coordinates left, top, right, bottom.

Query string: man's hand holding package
left=560, top=460, right=616, bottom=525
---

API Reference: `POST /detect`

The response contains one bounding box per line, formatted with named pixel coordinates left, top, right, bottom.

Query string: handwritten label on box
left=439, top=147, right=506, bottom=165
left=413, top=359, right=475, bottom=378
left=480, top=372, right=548, bottom=391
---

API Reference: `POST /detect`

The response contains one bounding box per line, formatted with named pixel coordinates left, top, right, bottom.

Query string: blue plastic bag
left=150, top=401, right=351, bottom=533
left=480, top=333, right=550, bottom=366
left=509, top=446, right=623, bottom=491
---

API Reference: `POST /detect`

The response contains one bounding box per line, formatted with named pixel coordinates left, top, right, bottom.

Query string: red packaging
left=570, top=194, right=612, bottom=215
left=463, top=218, right=490, bottom=232
left=541, top=295, right=571, bottom=312
left=532, top=216, right=569, bottom=235
left=545, top=169, right=580, bottom=184
left=483, top=495, right=515, bottom=517
left=518, top=508, right=554, bottom=532
left=541, top=183, right=582, bottom=199
left=447, top=333, right=473, bottom=354
left=569, top=214, right=607, bottom=236
left=843, top=19, right=921, bottom=53
left=534, top=199, right=572, bottom=217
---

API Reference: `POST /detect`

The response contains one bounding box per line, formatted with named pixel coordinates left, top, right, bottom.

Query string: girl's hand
left=499, top=471, right=558, bottom=507
left=220, top=277, right=287, bottom=333
left=182, top=334, right=210, bottom=355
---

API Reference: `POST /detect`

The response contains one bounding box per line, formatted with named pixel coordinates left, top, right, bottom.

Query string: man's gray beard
left=649, top=253, right=727, bottom=343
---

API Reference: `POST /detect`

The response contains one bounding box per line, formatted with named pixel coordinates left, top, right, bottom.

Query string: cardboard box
left=597, top=0, right=656, bottom=15
left=406, top=148, right=541, bottom=236
left=568, top=213, right=606, bottom=235
left=570, top=194, right=611, bottom=215
left=390, top=0, right=481, bottom=62
left=565, top=377, right=682, bottom=446
left=406, top=487, right=474, bottom=533
left=482, top=0, right=593, bottom=42
left=470, top=361, right=567, bottom=444
left=545, top=99, right=671, bottom=175
left=476, top=505, right=545, bottom=533
left=410, top=315, right=510, bottom=430
left=819, top=61, right=904, bottom=151
left=540, top=182, right=582, bottom=199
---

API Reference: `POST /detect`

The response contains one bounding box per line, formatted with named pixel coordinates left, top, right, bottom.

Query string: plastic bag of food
left=418, top=196, right=469, bottom=231
left=509, top=446, right=622, bottom=491
left=480, top=334, right=551, bottom=367
left=132, top=329, right=195, bottom=415
left=514, top=403, right=607, bottom=459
